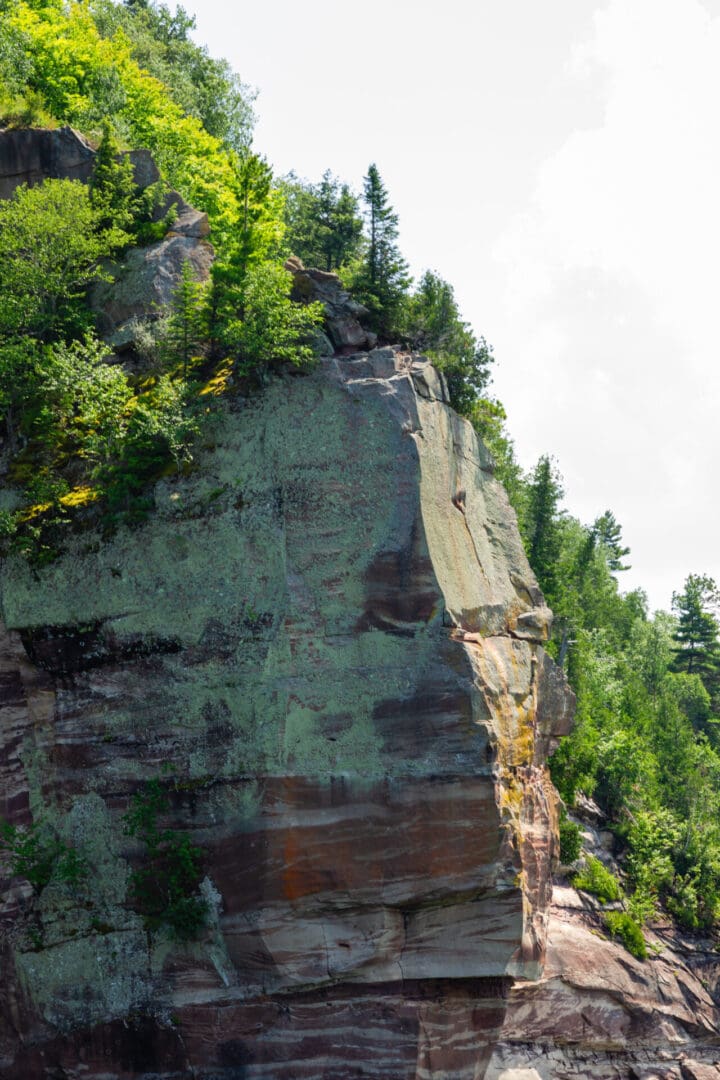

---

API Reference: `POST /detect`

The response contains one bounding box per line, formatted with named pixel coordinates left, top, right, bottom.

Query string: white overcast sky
left=183, top=0, right=720, bottom=614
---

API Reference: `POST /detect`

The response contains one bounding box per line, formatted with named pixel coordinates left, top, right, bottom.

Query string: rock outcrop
left=0, top=127, right=215, bottom=349
left=287, top=257, right=378, bottom=353
left=487, top=886, right=720, bottom=1079
left=0, top=348, right=572, bottom=1078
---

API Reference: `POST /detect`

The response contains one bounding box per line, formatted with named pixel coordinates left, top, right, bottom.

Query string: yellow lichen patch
left=59, top=486, right=100, bottom=509
left=199, top=360, right=234, bottom=397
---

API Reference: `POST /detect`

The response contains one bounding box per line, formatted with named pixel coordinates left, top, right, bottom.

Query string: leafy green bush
left=0, top=818, right=87, bottom=894
left=573, top=855, right=622, bottom=904
left=123, top=778, right=207, bottom=941
left=604, top=910, right=647, bottom=960
left=558, top=811, right=582, bottom=864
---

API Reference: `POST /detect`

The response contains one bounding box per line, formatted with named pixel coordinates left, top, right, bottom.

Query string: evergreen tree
left=592, top=510, right=631, bottom=573
left=89, top=120, right=136, bottom=235
left=523, top=455, right=564, bottom=603
left=282, top=171, right=363, bottom=272
left=671, top=574, right=720, bottom=684
left=407, top=270, right=493, bottom=416
left=164, top=260, right=208, bottom=376
left=351, top=164, right=410, bottom=340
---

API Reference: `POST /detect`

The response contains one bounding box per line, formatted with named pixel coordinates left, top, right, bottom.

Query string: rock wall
left=487, top=886, right=720, bottom=1080
left=0, top=348, right=573, bottom=1078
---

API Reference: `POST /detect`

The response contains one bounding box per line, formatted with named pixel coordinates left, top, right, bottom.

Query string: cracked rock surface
left=0, top=349, right=573, bottom=1078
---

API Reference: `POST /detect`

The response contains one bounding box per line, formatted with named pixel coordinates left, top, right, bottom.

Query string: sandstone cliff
left=0, top=345, right=572, bottom=1078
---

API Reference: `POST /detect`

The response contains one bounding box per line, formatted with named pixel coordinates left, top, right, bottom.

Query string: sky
left=183, top=0, right=720, bottom=614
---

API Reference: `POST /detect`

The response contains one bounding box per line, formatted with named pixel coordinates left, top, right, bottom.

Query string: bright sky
left=184, top=0, right=720, bottom=614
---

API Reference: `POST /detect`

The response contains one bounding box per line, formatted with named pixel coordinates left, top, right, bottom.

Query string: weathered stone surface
left=485, top=887, right=720, bottom=1079
left=287, top=257, right=378, bottom=352
left=0, top=349, right=572, bottom=1077
left=88, top=232, right=214, bottom=347
left=0, top=126, right=96, bottom=198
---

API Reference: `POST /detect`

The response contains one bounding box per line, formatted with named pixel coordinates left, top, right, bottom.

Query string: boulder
left=0, top=126, right=96, bottom=198
left=286, top=257, right=378, bottom=352
left=88, top=233, right=214, bottom=348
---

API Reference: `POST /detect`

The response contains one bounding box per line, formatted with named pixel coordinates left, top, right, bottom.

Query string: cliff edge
left=0, top=347, right=572, bottom=1078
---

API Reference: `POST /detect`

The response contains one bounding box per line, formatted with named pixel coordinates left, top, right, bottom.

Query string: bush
left=0, top=818, right=86, bottom=894
left=558, top=812, right=582, bottom=864
left=123, top=778, right=207, bottom=941
left=604, top=910, right=647, bottom=959
left=573, top=855, right=622, bottom=904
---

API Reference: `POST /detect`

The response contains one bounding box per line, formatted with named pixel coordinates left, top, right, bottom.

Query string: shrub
left=573, top=855, right=622, bottom=904
left=604, top=910, right=647, bottom=960
left=123, top=778, right=207, bottom=941
left=558, top=811, right=582, bottom=864
left=0, top=818, right=86, bottom=894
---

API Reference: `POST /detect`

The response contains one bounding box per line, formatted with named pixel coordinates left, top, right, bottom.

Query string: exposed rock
left=0, top=126, right=96, bottom=198
left=485, top=887, right=720, bottom=1079
left=88, top=233, right=214, bottom=348
left=0, top=349, right=572, bottom=1078
left=286, top=256, right=378, bottom=352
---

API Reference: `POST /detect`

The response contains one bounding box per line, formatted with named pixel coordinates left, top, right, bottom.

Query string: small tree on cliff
left=351, top=163, right=410, bottom=340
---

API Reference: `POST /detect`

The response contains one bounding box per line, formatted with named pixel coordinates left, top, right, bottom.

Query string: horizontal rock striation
left=0, top=349, right=573, bottom=1077
left=487, top=887, right=720, bottom=1079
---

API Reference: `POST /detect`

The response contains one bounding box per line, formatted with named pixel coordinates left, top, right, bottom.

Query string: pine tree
left=592, top=510, right=631, bottom=573
left=352, top=164, right=410, bottom=340
left=164, top=260, right=208, bottom=376
left=671, top=575, right=720, bottom=684
left=523, top=455, right=564, bottom=603
left=89, top=121, right=136, bottom=236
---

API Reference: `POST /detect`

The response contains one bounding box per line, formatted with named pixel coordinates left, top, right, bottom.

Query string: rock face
left=0, top=348, right=572, bottom=1078
left=287, top=257, right=378, bottom=353
left=487, top=886, right=720, bottom=1079
left=0, top=127, right=215, bottom=349
left=0, top=125, right=97, bottom=198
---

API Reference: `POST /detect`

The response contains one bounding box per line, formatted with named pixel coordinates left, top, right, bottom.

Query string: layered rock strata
left=0, top=348, right=572, bottom=1078
left=487, top=886, right=720, bottom=1079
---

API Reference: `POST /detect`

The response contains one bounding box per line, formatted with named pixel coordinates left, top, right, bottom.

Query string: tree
left=407, top=270, right=493, bottom=415
left=282, top=170, right=363, bottom=272
left=0, top=179, right=122, bottom=345
left=523, top=455, right=564, bottom=603
left=671, top=574, right=720, bottom=684
left=225, top=262, right=323, bottom=370
left=351, top=164, right=410, bottom=340
left=592, top=510, right=630, bottom=573
left=164, top=260, right=209, bottom=376
left=89, top=120, right=137, bottom=235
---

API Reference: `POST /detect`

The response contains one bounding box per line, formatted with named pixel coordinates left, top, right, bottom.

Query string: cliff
left=0, top=342, right=572, bottom=1078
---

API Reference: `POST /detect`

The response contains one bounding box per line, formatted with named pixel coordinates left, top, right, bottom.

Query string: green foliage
left=523, top=455, right=564, bottom=605
left=671, top=574, right=720, bottom=685
left=89, top=0, right=255, bottom=152
left=123, top=777, right=207, bottom=940
left=573, top=855, right=622, bottom=904
left=406, top=270, right=494, bottom=416
left=282, top=170, right=364, bottom=272
left=0, top=818, right=87, bottom=894
left=349, top=163, right=411, bottom=340
left=221, top=262, right=324, bottom=370
left=0, top=178, right=123, bottom=346
left=604, top=911, right=647, bottom=960
left=558, top=811, right=582, bottom=864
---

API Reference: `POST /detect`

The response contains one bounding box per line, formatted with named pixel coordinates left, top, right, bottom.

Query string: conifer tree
left=671, top=574, right=720, bottom=684
left=592, top=510, right=631, bottom=573
left=89, top=120, right=136, bottom=236
left=523, top=455, right=564, bottom=603
left=352, top=163, right=410, bottom=340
